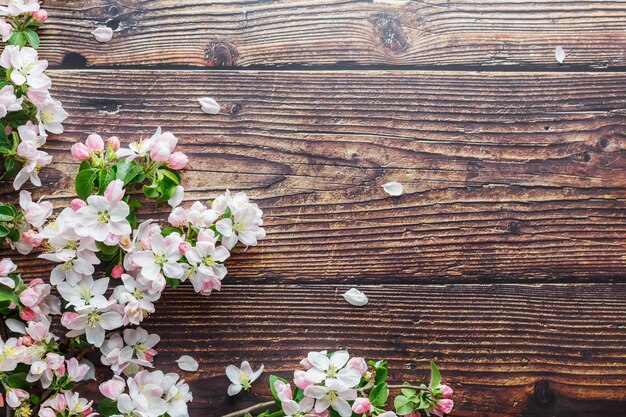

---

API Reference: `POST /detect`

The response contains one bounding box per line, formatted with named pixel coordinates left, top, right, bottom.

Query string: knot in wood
left=206, top=41, right=238, bottom=67
left=533, top=380, right=556, bottom=407
left=372, top=14, right=409, bottom=52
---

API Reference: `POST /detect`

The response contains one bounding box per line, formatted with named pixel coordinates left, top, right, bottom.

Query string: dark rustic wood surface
left=6, top=0, right=626, bottom=415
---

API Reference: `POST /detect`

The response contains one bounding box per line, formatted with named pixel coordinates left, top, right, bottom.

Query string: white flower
left=75, top=180, right=131, bottom=242
left=0, top=0, right=40, bottom=16
left=57, top=276, right=109, bottom=309
left=303, top=350, right=361, bottom=388
left=0, top=258, right=17, bottom=288
left=0, top=338, right=25, bottom=371
left=382, top=181, right=403, bottom=196
left=0, top=45, right=50, bottom=88
left=19, top=190, right=52, bottom=228
left=341, top=288, right=368, bottom=307
left=116, top=372, right=170, bottom=417
left=13, top=123, right=52, bottom=190
left=176, top=355, right=198, bottom=372
left=134, top=233, right=184, bottom=283
left=100, top=330, right=155, bottom=376
left=123, top=327, right=160, bottom=364
left=112, top=274, right=160, bottom=325
left=64, top=304, right=124, bottom=347
left=303, top=379, right=357, bottom=417
left=93, top=26, right=113, bottom=43
left=36, top=98, right=68, bottom=135
left=216, top=205, right=266, bottom=250
left=226, top=361, right=264, bottom=396
left=198, top=97, right=220, bottom=114
left=0, top=84, right=22, bottom=117
left=183, top=234, right=229, bottom=295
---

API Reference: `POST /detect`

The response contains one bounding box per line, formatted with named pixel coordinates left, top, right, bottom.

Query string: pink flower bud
left=150, top=140, right=171, bottom=162
left=139, top=237, right=152, bottom=250
left=70, top=198, right=86, bottom=211
left=440, top=384, right=453, bottom=399
left=166, top=152, right=188, bottom=170
left=55, top=364, right=65, bottom=376
left=61, top=311, right=78, bottom=327
left=107, top=136, right=120, bottom=151
left=434, top=399, right=454, bottom=414
left=85, top=133, right=104, bottom=151
left=111, top=264, right=124, bottom=279
left=53, top=391, right=67, bottom=411
left=19, top=307, right=37, bottom=321
left=83, top=407, right=94, bottom=417
left=0, top=393, right=4, bottom=407
left=99, top=376, right=126, bottom=400
left=19, top=336, right=34, bottom=347
left=104, top=179, right=125, bottom=203
left=293, top=370, right=311, bottom=389
left=273, top=380, right=293, bottom=402
left=29, top=278, right=44, bottom=287
left=70, top=142, right=90, bottom=160
left=347, top=357, right=368, bottom=376
left=351, top=398, right=371, bottom=414
left=144, top=348, right=157, bottom=362
left=178, top=241, right=191, bottom=255
left=19, top=287, right=39, bottom=307
left=22, top=230, right=42, bottom=247
left=33, top=9, right=48, bottom=22
left=299, top=358, right=313, bottom=370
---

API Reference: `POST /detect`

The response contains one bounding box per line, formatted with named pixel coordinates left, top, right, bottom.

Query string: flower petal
left=555, top=46, right=566, bottom=64
left=176, top=355, right=199, bottom=372
left=382, top=181, right=403, bottom=197
left=342, top=288, right=368, bottom=307
left=198, top=97, right=220, bottom=115
left=93, top=27, right=113, bottom=43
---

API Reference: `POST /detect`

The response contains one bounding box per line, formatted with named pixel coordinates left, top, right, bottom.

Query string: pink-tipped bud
left=19, top=308, right=37, bottom=321
left=347, top=357, right=368, bottom=376
left=54, top=364, right=65, bottom=376
left=111, top=264, right=124, bottom=279
left=19, top=336, right=34, bottom=347
left=61, top=311, right=78, bottom=327
left=440, top=384, right=453, bottom=399
left=351, top=398, right=371, bottom=414
left=107, top=136, right=120, bottom=151
left=178, top=241, right=191, bottom=255
left=435, top=399, right=454, bottom=414
left=32, top=9, right=48, bottom=22
left=166, top=152, right=188, bottom=170
left=144, top=348, right=157, bottom=362
left=70, top=198, right=86, bottom=211
left=150, top=141, right=171, bottom=162
left=139, top=237, right=152, bottom=250
left=85, top=134, right=104, bottom=151
left=293, top=370, right=311, bottom=389
left=70, top=142, right=90, bottom=160
left=22, top=230, right=43, bottom=247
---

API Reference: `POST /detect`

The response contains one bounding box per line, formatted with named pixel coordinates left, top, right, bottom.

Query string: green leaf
left=116, top=160, right=144, bottom=185
left=374, top=362, right=388, bottom=385
left=0, top=204, right=15, bottom=222
left=23, top=29, right=39, bottom=48
left=0, top=123, right=10, bottom=152
left=8, top=31, right=26, bottom=47
left=98, top=167, right=117, bottom=195
left=78, top=160, right=91, bottom=172
left=75, top=169, right=97, bottom=200
left=97, top=399, right=119, bottom=417
left=161, top=226, right=180, bottom=237
left=394, top=395, right=415, bottom=415
left=160, top=168, right=180, bottom=184
left=401, top=388, right=417, bottom=397
left=269, top=375, right=289, bottom=406
left=142, top=184, right=159, bottom=199
left=0, top=283, right=19, bottom=306
left=6, top=372, right=32, bottom=390
left=369, top=382, right=389, bottom=407
left=0, top=224, right=11, bottom=238
left=429, top=361, right=441, bottom=388
left=165, top=277, right=180, bottom=289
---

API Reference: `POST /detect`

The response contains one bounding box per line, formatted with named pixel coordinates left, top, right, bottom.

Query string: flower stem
left=220, top=400, right=276, bottom=417
left=388, top=384, right=426, bottom=390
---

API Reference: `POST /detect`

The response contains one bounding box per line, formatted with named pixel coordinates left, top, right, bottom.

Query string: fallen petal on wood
left=92, top=27, right=113, bottom=43
left=176, top=355, right=199, bottom=372
left=199, top=97, right=221, bottom=114
left=342, top=288, right=368, bottom=306
left=555, top=46, right=566, bottom=64
left=382, top=181, right=403, bottom=196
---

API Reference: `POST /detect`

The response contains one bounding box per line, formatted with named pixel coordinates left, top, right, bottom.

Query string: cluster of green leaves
left=0, top=272, right=22, bottom=315
left=393, top=362, right=442, bottom=416
left=6, top=15, right=42, bottom=48
left=0, top=202, right=23, bottom=243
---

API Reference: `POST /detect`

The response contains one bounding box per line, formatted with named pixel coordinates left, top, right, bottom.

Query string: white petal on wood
left=555, top=46, right=566, bottom=64
left=198, top=97, right=221, bottom=115
left=342, top=288, right=369, bottom=306
left=382, top=181, right=404, bottom=196
left=176, top=355, right=199, bottom=372
left=93, top=27, right=113, bottom=43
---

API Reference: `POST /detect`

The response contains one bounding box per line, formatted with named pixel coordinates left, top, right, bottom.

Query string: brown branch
left=220, top=401, right=276, bottom=417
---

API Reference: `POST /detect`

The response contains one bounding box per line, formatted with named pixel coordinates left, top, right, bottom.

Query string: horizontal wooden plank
left=40, top=0, right=626, bottom=69
left=76, top=283, right=626, bottom=416
left=3, top=70, right=626, bottom=283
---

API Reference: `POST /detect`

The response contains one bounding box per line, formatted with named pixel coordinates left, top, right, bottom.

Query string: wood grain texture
left=39, top=0, right=626, bottom=69
left=3, top=69, right=625, bottom=283
left=78, top=283, right=626, bottom=417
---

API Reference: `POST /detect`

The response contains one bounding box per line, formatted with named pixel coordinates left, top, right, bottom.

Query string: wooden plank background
left=4, top=0, right=626, bottom=416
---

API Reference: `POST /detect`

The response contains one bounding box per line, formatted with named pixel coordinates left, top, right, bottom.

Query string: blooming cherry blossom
left=75, top=179, right=131, bottom=242
left=226, top=361, right=264, bottom=396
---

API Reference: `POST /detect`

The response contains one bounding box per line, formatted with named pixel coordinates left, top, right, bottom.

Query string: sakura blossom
left=74, top=180, right=131, bottom=243
left=0, top=84, right=21, bottom=117
left=0, top=45, right=50, bottom=88
left=226, top=361, right=264, bottom=396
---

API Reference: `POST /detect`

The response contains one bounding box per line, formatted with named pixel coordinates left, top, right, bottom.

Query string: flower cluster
left=226, top=351, right=454, bottom=417
left=0, top=125, right=265, bottom=417
left=0, top=2, right=67, bottom=192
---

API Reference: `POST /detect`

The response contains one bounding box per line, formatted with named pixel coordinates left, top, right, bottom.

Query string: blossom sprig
left=0, top=2, right=67, bottom=190
left=223, top=351, right=454, bottom=417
